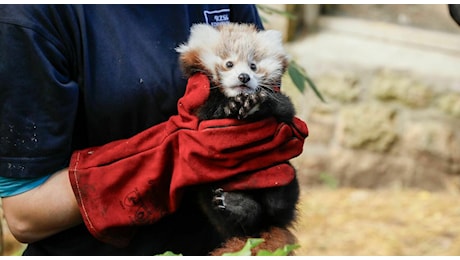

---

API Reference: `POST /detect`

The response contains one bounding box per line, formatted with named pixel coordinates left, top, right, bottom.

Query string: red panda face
left=216, top=56, right=260, bottom=97
left=176, top=23, right=289, bottom=98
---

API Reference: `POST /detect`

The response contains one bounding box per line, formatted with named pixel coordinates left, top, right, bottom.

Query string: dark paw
left=212, top=188, right=226, bottom=210
left=224, top=92, right=266, bottom=119
left=223, top=99, right=240, bottom=118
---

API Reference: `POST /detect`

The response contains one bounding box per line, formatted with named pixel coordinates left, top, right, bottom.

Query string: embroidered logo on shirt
left=203, top=9, right=230, bottom=26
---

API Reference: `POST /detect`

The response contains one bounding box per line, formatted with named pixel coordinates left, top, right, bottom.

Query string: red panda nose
left=238, top=73, right=250, bottom=84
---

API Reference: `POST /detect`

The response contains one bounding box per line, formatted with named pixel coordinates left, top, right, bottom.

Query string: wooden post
left=286, top=4, right=321, bottom=41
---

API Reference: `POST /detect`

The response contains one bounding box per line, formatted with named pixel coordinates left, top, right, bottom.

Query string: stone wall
left=284, top=67, right=460, bottom=191
left=276, top=12, right=460, bottom=191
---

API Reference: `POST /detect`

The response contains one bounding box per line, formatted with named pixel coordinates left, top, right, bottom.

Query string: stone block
left=328, top=147, right=415, bottom=189
left=403, top=120, right=454, bottom=160
left=314, top=73, right=360, bottom=102
left=371, top=70, right=433, bottom=108
left=436, top=93, right=460, bottom=118
left=337, top=103, right=398, bottom=152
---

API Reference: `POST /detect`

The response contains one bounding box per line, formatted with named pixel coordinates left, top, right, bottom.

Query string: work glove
left=68, top=73, right=308, bottom=247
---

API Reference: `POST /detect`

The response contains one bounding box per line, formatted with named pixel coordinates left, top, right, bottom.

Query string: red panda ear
left=179, top=49, right=207, bottom=77
left=176, top=24, right=221, bottom=78
left=258, top=30, right=284, bottom=46
left=281, top=55, right=290, bottom=74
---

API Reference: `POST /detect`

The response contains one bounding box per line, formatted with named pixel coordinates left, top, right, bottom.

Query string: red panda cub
left=176, top=23, right=299, bottom=253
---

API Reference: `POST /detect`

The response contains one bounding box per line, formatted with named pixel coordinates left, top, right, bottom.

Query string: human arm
left=0, top=5, right=82, bottom=244
left=2, top=168, right=82, bottom=243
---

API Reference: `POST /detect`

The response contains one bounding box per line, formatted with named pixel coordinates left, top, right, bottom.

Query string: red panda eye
left=250, top=63, right=257, bottom=71
left=226, top=61, right=233, bottom=68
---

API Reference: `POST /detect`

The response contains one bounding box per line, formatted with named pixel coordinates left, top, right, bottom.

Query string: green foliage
left=319, top=172, right=339, bottom=189
left=288, top=60, right=325, bottom=102
left=257, top=243, right=300, bottom=256
left=155, top=238, right=300, bottom=256
left=155, top=251, right=182, bottom=256
left=222, top=238, right=265, bottom=256
left=222, top=238, right=300, bottom=256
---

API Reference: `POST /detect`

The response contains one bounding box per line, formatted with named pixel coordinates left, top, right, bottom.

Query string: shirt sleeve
left=0, top=6, right=79, bottom=179
left=0, top=174, right=51, bottom=197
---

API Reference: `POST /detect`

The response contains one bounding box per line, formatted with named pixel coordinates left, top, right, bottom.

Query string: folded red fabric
left=69, top=73, right=308, bottom=247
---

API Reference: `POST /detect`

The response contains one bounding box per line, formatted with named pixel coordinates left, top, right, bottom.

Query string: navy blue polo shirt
left=0, top=4, right=263, bottom=255
left=0, top=4, right=263, bottom=179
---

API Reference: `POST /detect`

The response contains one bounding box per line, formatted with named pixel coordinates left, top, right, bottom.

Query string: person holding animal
left=0, top=4, right=307, bottom=256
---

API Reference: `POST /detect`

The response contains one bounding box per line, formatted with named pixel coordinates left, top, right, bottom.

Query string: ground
left=294, top=187, right=460, bottom=255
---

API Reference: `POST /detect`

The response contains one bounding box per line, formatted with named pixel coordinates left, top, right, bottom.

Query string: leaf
left=155, top=239, right=300, bottom=256
left=319, top=172, right=339, bottom=189
left=222, top=238, right=265, bottom=256
left=288, top=62, right=306, bottom=93
left=288, top=61, right=326, bottom=102
left=257, top=244, right=301, bottom=256
left=155, top=251, right=183, bottom=256
left=304, top=73, right=326, bottom=103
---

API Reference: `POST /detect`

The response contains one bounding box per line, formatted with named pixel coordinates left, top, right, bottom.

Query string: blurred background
left=2, top=4, right=460, bottom=256
left=262, top=4, right=460, bottom=255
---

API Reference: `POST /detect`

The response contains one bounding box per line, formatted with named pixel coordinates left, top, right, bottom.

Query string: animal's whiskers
left=257, top=85, right=285, bottom=104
